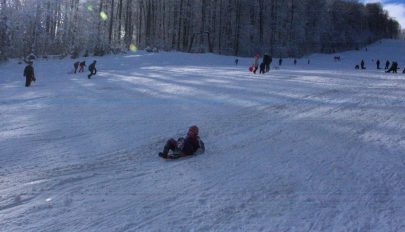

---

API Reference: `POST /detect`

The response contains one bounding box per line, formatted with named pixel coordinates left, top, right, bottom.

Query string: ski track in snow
left=1, top=39, right=405, bottom=231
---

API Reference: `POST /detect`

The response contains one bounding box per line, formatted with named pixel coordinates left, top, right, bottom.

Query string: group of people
left=356, top=59, right=405, bottom=73
left=74, top=60, right=98, bottom=79
left=249, top=54, right=272, bottom=74
left=23, top=60, right=98, bottom=87
left=384, top=60, right=404, bottom=73
left=247, top=55, right=307, bottom=74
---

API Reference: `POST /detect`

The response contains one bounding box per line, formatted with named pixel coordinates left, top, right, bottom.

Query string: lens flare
left=129, top=44, right=137, bottom=52
left=86, top=5, right=93, bottom=11
left=100, top=11, right=108, bottom=21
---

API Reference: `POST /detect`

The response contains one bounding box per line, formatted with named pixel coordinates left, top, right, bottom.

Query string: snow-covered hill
left=1, top=40, right=405, bottom=231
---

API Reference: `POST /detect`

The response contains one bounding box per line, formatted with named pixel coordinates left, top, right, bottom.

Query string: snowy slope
left=1, top=39, right=405, bottom=231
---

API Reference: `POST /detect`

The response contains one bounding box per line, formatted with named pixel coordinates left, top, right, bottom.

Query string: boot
left=159, top=152, right=168, bottom=159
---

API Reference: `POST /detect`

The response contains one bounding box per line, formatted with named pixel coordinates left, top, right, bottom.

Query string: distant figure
left=376, top=60, right=381, bottom=69
left=279, top=58, right=283, bottom=66
left=386, top=62, right=398, bottom=73
left=259, top=62, right=266, bottom=74
left=294, top=59, right=297, bottom=65
left=263, top=54, right=272, bottom=72
left=88, top=60, right=97, bottom=79
left=74, top=61, right=80, bottom=74
left=23, top=61, right=36, bottom=87
left=403, top=68, right=405, bottom=73
left=385, top=60, right=390, bottom=70
left=308, top=59, right=310, bottom=65
left=355, top=65, right=360, bottom=70
left=334, top=56, right=341, bottom=62
left=361, top=60, right=366, bottom=69
left=253, top=54, right=260, bottom=74
left=235, top=58, right=239, bottom=66
left=79, top=61, right=86, bottom=72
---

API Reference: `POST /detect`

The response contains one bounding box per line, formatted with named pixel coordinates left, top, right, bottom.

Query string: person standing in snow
left=385, top=60, right=390, bottom=70
left=294, top=59, right=297, bottom=65
left=79, top=61, right=86, bottom=73
left=376, top=60, right=381, bottom=69
left=88, top=60, right=97, bottom=79
left=235, top=59, right=239, bottom=66
left=279, top=58, right=283, bottom=66
left=73, top=61, right=80, bottom=74
left=361, top=60, right=366, bottom=69
left=263, top=54, right=272, bottom=72
left=23, top=61, right=35, bottom=87
left=259, top=62, right=266, bottom=74
left=253, top=54, right=260, bottom=74
left=159, top=125, right=205, bottom=159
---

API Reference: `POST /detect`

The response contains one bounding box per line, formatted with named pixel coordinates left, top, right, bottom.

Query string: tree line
left=0, top=0, right=401, bottom=60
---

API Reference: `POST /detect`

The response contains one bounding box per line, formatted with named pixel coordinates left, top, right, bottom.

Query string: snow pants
left=162, top=138, right=184, bottom=156
left=74, top=64, right=79, bottom=73
left=25, top=75, right=34, bottom=87
left=88, top=69, right=97, bottom=79
left=265, top=64, right=270, bottom=72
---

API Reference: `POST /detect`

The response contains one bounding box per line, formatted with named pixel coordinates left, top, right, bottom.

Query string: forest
left=0, top=0, right=401, bottom=60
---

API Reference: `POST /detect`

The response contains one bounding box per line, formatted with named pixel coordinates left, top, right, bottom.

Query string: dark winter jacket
left=263, top=55, right=272, bottom=65
left=179, top=136, right=205, bottom=156
left=80, top=61, right=86, bottom=67
left=89, top=62, right=96, bottom=71
left=24, top=65, right=34, bottom=78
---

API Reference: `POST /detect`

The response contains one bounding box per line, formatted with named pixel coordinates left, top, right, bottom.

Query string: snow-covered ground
left=1, top=40, right=405, bottom=231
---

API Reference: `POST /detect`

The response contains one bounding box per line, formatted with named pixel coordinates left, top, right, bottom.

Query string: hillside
left=1, top=40, right=405, bottom=231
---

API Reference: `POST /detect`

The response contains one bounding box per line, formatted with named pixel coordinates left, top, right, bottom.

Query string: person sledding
left=159, top=125, right=205, bottom=159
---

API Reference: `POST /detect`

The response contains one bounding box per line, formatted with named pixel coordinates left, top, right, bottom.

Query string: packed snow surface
left=1, top=40, right=405, bottom=231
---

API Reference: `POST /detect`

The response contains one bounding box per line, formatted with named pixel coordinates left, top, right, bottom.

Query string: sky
left=363, top=0, right=405, bottom=29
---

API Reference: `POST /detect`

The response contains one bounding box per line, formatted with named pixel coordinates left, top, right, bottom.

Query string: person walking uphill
left=159, top=125, right=205, bottom=159
left=79, top=61, right=86, bottom=73
left=23, top=61, right=36, bottom=87
left=88, top=60, right=97, bottom=79
left=74, top=61, right=80, bottom=74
